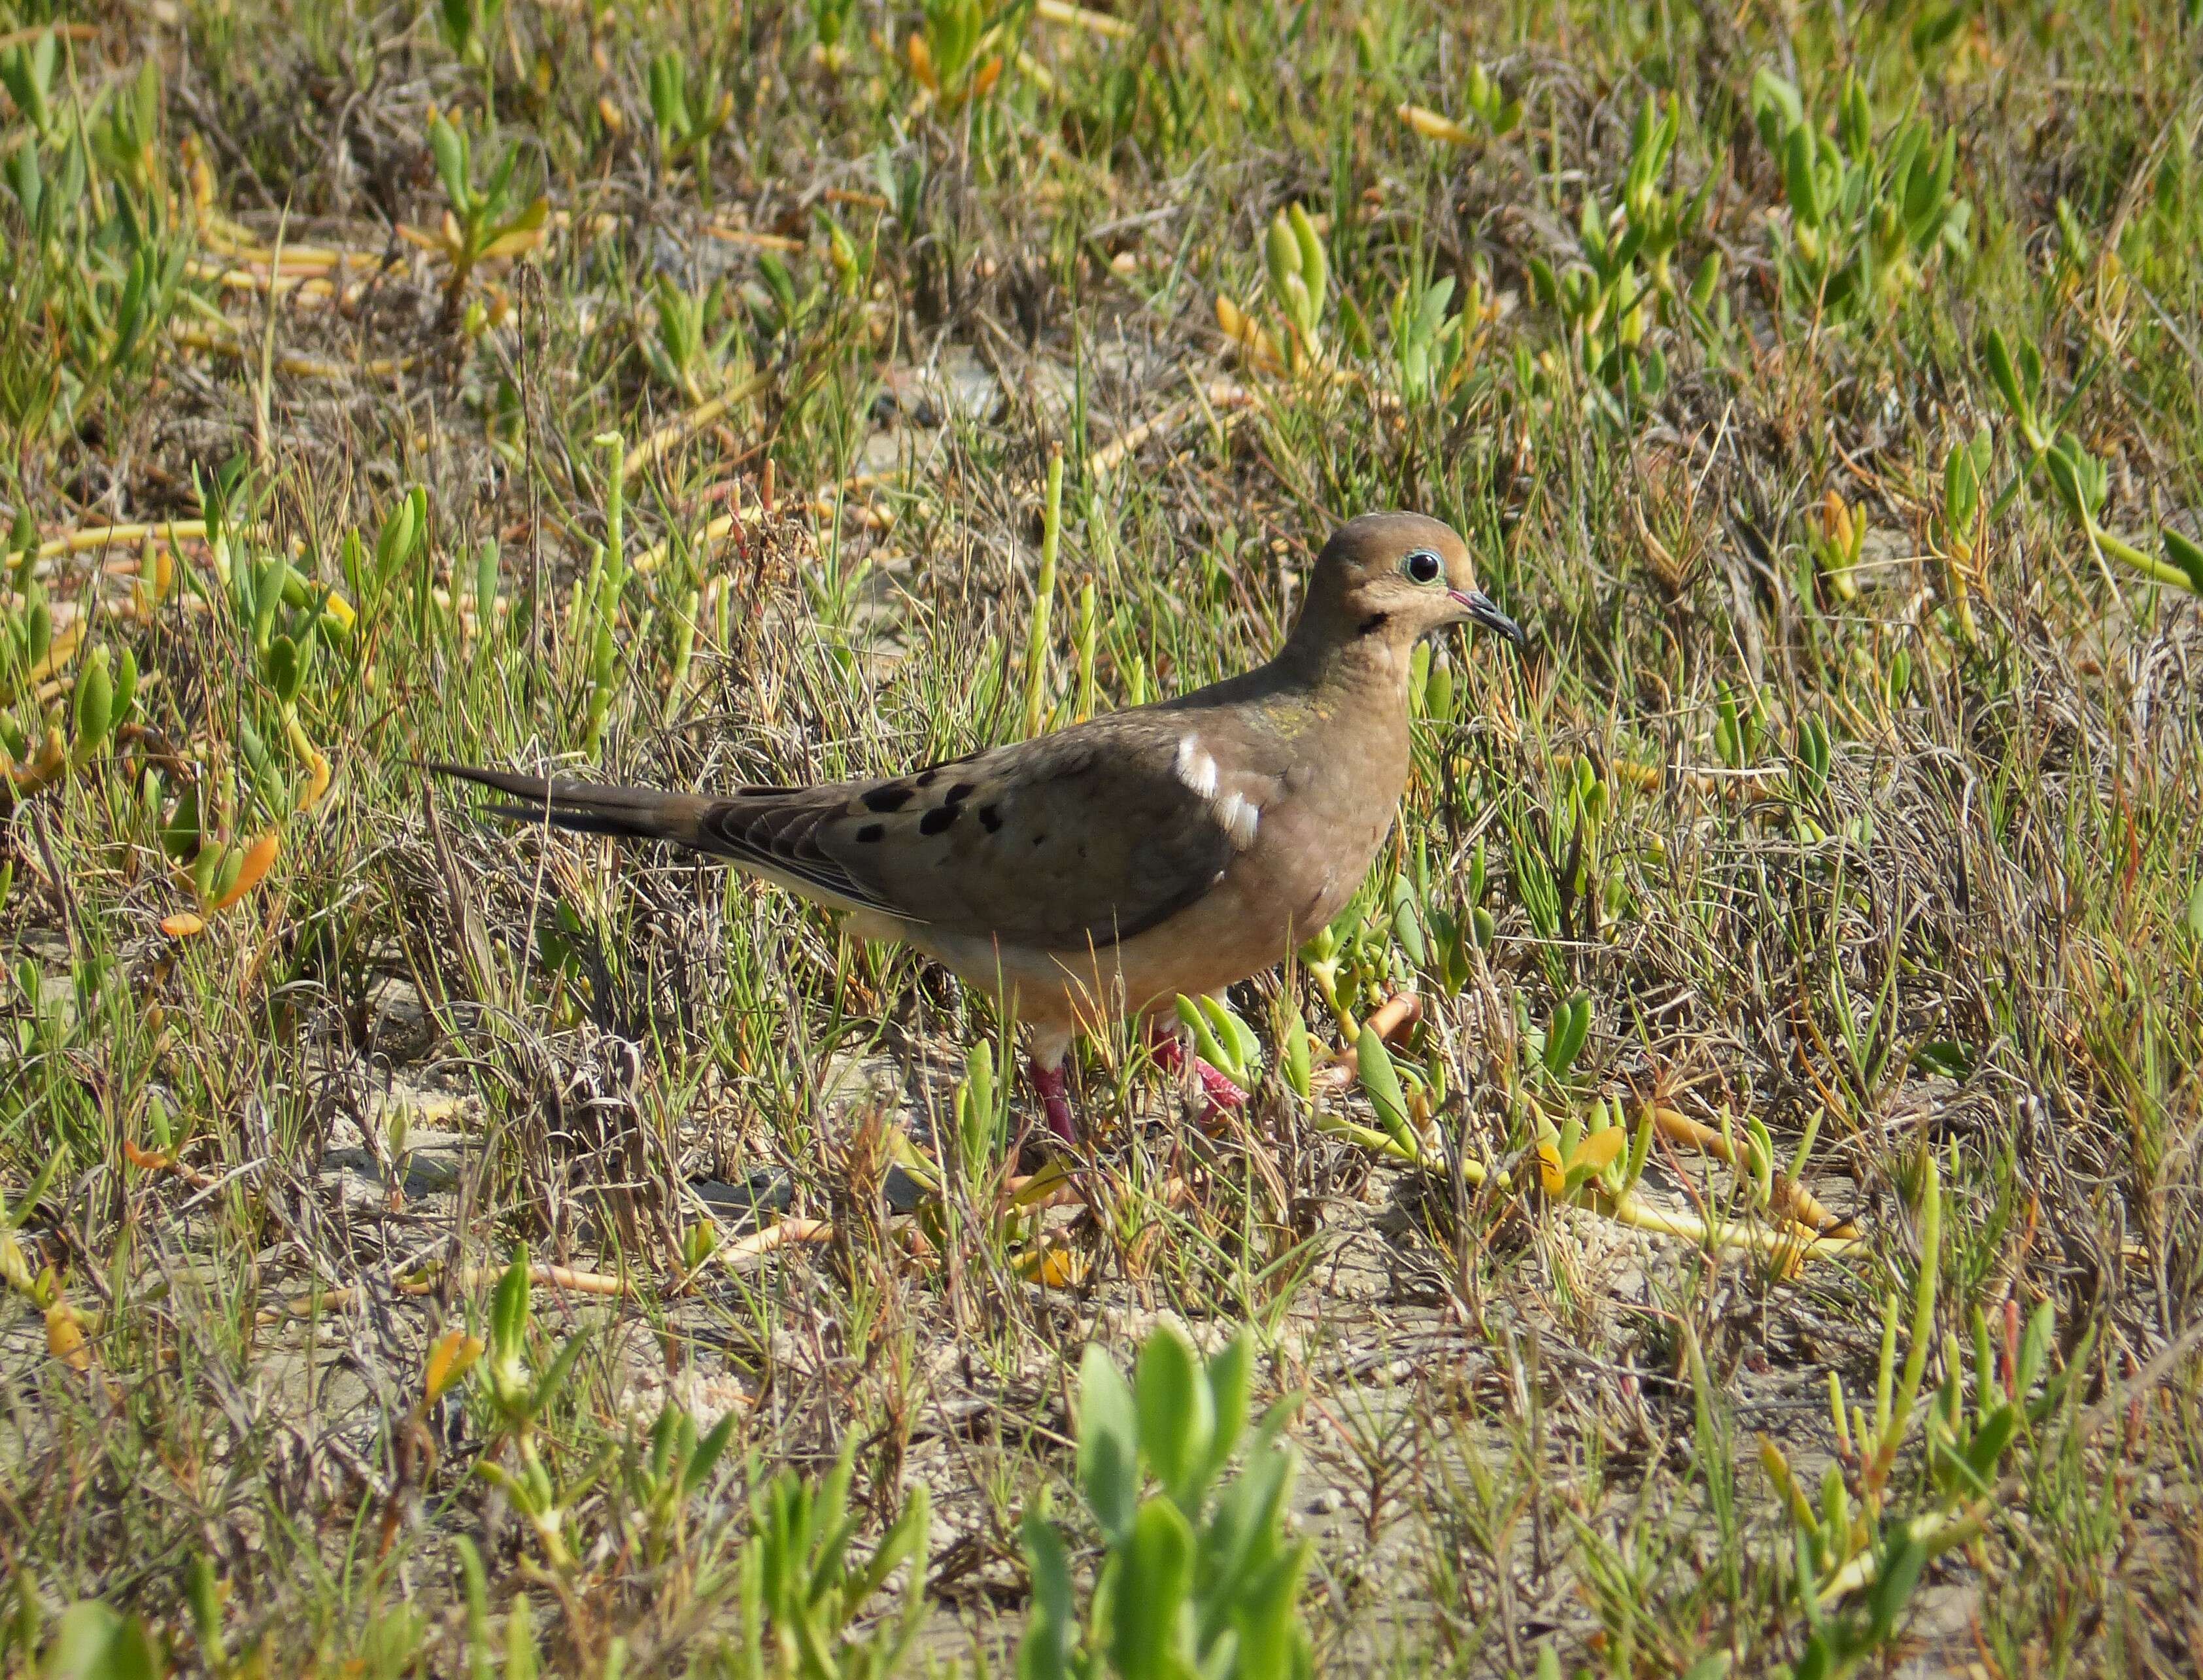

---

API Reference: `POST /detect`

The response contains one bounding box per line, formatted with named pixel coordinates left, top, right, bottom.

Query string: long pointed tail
left=428, top=762, right=719, bottom=848
left=430, top=761, right=895, bottom=917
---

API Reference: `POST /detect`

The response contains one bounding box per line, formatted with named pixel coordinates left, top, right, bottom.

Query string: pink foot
left=1029, top=1057, right=1081, bottom=1147
left=1146, top=1020, right=1248, bottom=1125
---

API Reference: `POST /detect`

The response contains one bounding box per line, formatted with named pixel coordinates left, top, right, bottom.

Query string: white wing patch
left=1173, top=733, right=1218, bottom=798
left=1214, top=790, right=1261, bottom=849
left=1175, top=732, right=1260, bottom=849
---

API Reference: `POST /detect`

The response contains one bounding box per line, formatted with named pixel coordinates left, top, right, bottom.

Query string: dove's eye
left=1401, top=549, right=1443, bottom=585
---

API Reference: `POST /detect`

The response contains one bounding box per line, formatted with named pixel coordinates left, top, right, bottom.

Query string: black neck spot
left=1356, top=611, right=1391, bottom=636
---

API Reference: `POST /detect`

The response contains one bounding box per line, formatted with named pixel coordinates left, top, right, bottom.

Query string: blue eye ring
left=1402, top=549, right=1443, bottom=585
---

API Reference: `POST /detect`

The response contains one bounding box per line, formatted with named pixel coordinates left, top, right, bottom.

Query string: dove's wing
left=434, top=701, right=1287, bottom=951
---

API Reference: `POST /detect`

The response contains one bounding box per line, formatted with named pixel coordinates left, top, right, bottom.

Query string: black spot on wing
left=862, top=784, right=915, bottom=812
left=813, top=724, right=1238, bottom=950
left=856, top=823, right=885, bottom=843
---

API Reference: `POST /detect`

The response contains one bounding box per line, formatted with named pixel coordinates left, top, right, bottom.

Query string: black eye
left=1402, top=549, right=1443, bottom=585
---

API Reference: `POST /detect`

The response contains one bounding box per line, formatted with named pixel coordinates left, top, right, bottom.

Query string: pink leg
left=1146, top=1018, right=1248, bottom=1124
left=1029, top=1057, right=1081, bottom=1147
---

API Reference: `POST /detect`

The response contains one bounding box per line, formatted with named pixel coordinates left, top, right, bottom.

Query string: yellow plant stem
left=623, top=371, right=772, bottom=483
left=1650, top=1103, right=1858, bottom=1238
left=198, top=214, right=357, bottom=269
left=3, top=728, right=67, bottom=802
left=37, top=520, right=211, bottom=560
left=46, top=1299, right=93, bottom=1371
left=1306, top=961, right=1359, bottom=1044
left=183, top=259, right=360, bottom=303
left=1599, top=1190, right=1863, bottom=1264
left=1308, top=1099, right=1858, bottom=1265
left=1035, top=0, right=1135, bottom=38
left=1011, top=49, right=1057, bottom=94
left=172, top=326, right=418, bottom=381
left=1214, top=296, right=1286, bottom=374
left=284, top=711, right=332, bottom=810
left=634, top=513, right=746, bottom=576
left=1397, top=103, right=1477, bottom=145
left=1089, top=379, right=1255, bottom=479
left=1815, top=1501, right=1987, bottom=1605
left=702, top=223, right=807, bottom=252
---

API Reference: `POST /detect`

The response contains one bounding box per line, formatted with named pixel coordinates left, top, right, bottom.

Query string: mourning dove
left=435, top=511, right=1524, bottom=1144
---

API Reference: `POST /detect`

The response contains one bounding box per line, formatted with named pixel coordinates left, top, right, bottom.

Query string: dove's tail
left=428, top=761, right=895, bottom=917
left=426, top=762, right=724, bottom=849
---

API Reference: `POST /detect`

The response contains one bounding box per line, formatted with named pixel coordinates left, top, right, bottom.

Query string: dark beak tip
left=1454, top=588, right=1529, bottom=649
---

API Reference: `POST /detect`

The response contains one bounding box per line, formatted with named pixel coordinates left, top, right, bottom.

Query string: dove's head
left=1291, top=511, right=1526, bottom=666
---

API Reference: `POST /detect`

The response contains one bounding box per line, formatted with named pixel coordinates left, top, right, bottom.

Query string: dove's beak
left=1451, top=589, right=1528, bottom=649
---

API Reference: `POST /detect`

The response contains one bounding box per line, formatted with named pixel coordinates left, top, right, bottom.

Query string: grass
left=3, top=0, right=2202, bottom=1672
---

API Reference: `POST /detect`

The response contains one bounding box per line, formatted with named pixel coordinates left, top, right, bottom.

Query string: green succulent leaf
left=1135, top=1323, right=1213, bottom=1507
left=1108, top=1498, right=1195, bottom=1680
left=1078, top=1344, right=1141, bottom=1546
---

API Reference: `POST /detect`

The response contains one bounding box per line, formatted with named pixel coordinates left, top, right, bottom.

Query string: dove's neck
left=1250, top=621, right=1419, bottom=815
left=1273, top=615, right=1420, bottom=713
